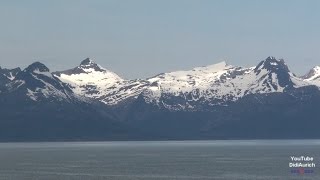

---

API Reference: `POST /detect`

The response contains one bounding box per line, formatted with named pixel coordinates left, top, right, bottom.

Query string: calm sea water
left=0, top=140, right=319, bottom=180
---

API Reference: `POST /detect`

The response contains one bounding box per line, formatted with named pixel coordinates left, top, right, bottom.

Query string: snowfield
left=2, top=57, right=319, bottom=111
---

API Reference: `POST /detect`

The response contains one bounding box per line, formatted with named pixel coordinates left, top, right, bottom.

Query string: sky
left=0, top=0, right=320, bottom=79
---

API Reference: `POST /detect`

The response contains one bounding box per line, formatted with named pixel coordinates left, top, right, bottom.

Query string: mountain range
left=1, top=56, right=320, bottom=141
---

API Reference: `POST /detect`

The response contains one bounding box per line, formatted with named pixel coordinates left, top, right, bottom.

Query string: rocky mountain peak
left=254, top=56, right=289, bottom=73
left=24, top=62, right=50, bottom=73
left=78, top=58, right=107, bottom=72
left=302, top=66, right=320, bottom=80
left=80, top=58, right=95, bottom=66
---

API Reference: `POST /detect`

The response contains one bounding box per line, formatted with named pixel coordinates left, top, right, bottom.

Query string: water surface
left=0, top=140, right=319, bottom=180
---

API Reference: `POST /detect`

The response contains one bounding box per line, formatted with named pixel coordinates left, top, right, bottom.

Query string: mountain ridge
left=1, top=56, right=320, bottom=141
left=1, top=57, right=319, bottom=108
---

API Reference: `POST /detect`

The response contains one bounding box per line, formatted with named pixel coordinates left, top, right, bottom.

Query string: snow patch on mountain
left=54, top=58, right=149, bottom=105
left=0, top=67, right=21, bottom=81
left=27, top=88, right=37, bottom=101
left=57, top=67, right=123, bottom=97
left=49, top=57, right=319, bottom=109
left=4, top=62, right=76, bottom=102
left=30, top=73, right=70, bottom=101
left=142, top=57, right=310, bottom=110
left=147, top=61, right=233, bottom=93
left=6, top=72, right=16, bottom=80
left=302, top=66, right=320, bottom=86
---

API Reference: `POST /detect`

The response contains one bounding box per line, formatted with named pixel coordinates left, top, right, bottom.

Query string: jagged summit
left=255, top=56, right=289, bottom=73
left=54, top=58, right=111, bottom=76
left=77, top=58, right=107, bottom=72
left=54, top=58, right=121, bottom=77
left=313, top=66, right=320, bottom=70
left=301, top=66, right=320, bottom=86
left=53, top=58, right=130, bottom=103
left=3, top=61, right=75, bottom=102
left=264, top=56, right=284, bottom=62
left=80, top=58, right=95, bottom=66
left=302, top=66, right=320, bottom=80
left=252, top=57, right=296, bottom=91
left=24, top=62, right=50, bottom=73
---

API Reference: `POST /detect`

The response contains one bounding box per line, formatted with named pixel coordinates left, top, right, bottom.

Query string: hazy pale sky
left=0, top=0, right=320, bottom=79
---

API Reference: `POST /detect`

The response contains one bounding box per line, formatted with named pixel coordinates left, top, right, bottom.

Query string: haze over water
left=0, top=140, right=319, bottom=180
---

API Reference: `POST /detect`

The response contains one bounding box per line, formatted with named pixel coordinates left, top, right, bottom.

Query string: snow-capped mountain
left=0, top=62, right=127, bottom=141
left=51, top=56, right=318, bottom=111
left=247, top=57, right=309, bottom=92
left=143, top=61, right=249, bottom=109
left=1, top=56, right=320, bottom=141
left=141, top=57, right=309, bottom=110
left=4, top=62, right=75, bottom=102
left=302, top=66, right=320, bottom=86
left=54, top=58, right=149, bottom=105
left=2, top=56, right=317, bottom=107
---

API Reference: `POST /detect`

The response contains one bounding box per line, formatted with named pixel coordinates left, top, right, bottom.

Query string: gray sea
left=0, top=140, right=319, bottom=180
